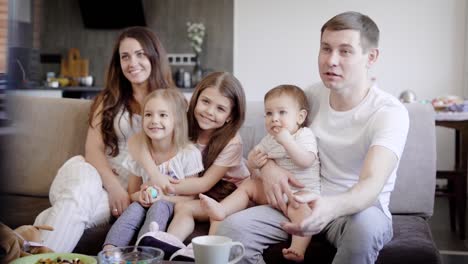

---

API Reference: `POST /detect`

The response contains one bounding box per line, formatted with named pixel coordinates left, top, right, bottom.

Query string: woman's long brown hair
left=88, top=26, right=174, bottom=157
left=187, top=72, right=246, bottom=175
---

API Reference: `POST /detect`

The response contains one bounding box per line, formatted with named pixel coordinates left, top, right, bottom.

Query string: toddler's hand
left=272, top=127, right=293, bottom=145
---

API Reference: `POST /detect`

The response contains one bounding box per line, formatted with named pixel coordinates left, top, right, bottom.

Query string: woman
left=33, top=26, right=174, bottom=252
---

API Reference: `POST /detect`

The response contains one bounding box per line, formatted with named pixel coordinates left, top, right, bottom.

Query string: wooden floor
left=429, top=196, right=468, bottom=263
left=429, top=197, right=468, bottom=251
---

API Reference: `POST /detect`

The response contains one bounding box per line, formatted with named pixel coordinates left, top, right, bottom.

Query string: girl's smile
left=194, top=87, right=232, bottom=133
left=143, top=97, right=174, bottom=142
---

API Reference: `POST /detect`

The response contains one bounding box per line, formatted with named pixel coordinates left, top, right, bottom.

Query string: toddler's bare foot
left=199, top=194, right=226, bottom=221
left=282, top=247, right=305, bottom=262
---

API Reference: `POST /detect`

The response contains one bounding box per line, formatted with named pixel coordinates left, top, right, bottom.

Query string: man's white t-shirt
left=306, top=82, right=409, bottom=218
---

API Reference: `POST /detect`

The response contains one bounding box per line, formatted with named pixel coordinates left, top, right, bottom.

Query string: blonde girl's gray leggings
left=103, top=200, right=174, bottom=247
left=215, top=204, right=392, bottom=264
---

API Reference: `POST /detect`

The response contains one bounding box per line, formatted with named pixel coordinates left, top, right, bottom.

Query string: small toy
left=0, top=223, right=54, bottom=263
left=146, top=186, right=158, bottom=199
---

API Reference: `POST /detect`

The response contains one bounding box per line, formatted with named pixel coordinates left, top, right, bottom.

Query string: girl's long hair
left=187, top=72, right=246, bottom=175
left=88, top=26, right=173, bottom=157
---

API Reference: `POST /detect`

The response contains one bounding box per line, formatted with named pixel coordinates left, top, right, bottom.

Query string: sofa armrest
left=389, top=103, right=436, bottom=217
left=2, top=95, right=92, bottom=196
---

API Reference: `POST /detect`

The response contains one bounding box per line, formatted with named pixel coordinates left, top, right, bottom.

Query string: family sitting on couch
left=31, top=11, right=410, bottom=264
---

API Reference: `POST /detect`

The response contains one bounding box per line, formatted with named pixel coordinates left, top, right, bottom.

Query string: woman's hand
left=107, top=183, right=131, bottom=217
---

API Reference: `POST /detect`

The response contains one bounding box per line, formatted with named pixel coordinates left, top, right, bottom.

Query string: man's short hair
left=321, top=11, right=379, bottom=52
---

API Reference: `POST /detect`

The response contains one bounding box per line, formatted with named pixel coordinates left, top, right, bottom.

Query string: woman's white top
left=106, top=108, right=142, bottom=188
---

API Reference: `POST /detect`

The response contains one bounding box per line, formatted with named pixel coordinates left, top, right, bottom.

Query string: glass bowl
left=98, top=246, right=164, bottom=264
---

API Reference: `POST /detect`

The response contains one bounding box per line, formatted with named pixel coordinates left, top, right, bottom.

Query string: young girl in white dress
left=103, top=88, right=204, bottom=249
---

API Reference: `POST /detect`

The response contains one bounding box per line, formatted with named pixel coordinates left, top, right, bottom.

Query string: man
left=216, top=11, right=409, bottom=264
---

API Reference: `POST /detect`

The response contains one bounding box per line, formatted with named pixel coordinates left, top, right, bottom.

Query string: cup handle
left=228, top=241, right=245, bottom=264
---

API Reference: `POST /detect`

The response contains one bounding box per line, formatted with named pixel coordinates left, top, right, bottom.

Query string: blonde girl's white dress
left=33, top=108, right=141, bottom=252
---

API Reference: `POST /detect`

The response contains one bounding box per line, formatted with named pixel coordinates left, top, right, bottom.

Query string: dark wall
left=39, top=0, right=233, bottom=86
left=7, top=0, right=39, bottom=87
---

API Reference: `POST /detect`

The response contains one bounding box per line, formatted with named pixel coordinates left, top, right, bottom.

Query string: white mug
left=192, top=235, right=245, bottom=264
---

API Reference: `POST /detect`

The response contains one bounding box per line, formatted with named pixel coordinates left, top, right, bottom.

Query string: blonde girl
left=103, top=88, right=204, bottom=249
left=128, top=72, right=249, bottom=259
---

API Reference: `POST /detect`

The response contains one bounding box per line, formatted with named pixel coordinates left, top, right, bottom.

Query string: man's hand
left=247, top=147, right=268, bottom=169
left=281, top=193, right=338, bottom=236
left=107, top=183, right=130, bottom=217
left=260, top=161, right=304, bottom=214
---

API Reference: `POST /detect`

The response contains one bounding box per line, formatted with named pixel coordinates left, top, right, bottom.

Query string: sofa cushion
left=239, top=101, right=266, bottom=157
left=376, top=215, right=441, bottom=264
left=73, top=224, right=111, bottom=255
left=0, top=194, right=51, bottom=228
left=2, top=96, right=92, bottom=196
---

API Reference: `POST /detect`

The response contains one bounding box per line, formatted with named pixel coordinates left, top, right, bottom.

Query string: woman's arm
left=128, top=174, right=143, bottom=201
left=85, top=102, right=130, bottom=216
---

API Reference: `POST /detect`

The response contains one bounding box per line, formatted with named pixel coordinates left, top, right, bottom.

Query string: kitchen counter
left=7, top=86, right=194, bottom=99
left=12, top=86, right=194, bottom=92
left=6, top=86, right=102, bottom=99
left=17, top=86, right=103, bottom=91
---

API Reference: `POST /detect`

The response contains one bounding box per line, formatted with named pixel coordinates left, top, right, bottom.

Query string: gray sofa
left=0, top=95, right=441, bottom=263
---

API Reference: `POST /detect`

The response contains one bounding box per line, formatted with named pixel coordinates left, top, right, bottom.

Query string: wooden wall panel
left=0, top=0, right=7, bottom=73
left=32, top=0, right=42, bottom=49
left=38, top=0, right=233, bottom=86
